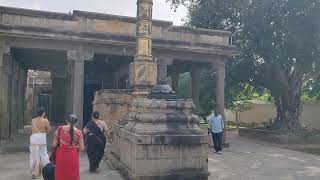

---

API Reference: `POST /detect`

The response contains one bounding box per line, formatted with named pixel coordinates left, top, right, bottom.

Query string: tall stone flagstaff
left=129, top=0, right=157, bottom=96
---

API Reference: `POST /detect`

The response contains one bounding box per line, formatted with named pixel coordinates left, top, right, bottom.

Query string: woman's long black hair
left=92, top=111, right=100, bottom=120
left=66, top=114, right=78, bottom=145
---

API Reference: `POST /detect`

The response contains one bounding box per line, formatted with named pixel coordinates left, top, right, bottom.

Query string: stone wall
left=226, top=102, right=320, bottom=130
left=0, top=7, right=230, bottom=46
left=92, top=89, right=131, bottom=128
left=239, top=128, right=320, bottom=144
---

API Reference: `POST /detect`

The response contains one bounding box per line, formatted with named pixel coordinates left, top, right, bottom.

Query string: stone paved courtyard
left=0, top=153, right=123, bottom=180
left=1, top=133, right=319, bottom=180
left=209, top=133, right=320, bottom=180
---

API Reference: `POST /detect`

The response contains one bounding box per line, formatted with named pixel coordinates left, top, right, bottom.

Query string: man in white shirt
left=208, top=111, right=224, bottom=154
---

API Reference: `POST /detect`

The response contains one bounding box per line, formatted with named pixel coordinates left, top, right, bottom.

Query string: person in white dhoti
left=30, top=107, right=52, bottom=179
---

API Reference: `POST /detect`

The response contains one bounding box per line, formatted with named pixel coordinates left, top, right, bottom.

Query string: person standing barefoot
left=83, top=111, right=112, bottom=173
left=30, top=107, right=51, bottom=179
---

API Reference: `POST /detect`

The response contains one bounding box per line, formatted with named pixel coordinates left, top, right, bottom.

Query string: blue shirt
left=208, top=114, right=224, bottom=133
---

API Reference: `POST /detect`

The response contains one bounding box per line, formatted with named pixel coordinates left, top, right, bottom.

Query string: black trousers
left=211, top=132, right=223, bottom=152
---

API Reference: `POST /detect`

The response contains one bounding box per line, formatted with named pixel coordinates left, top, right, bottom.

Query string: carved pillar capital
left=156, top=58, right=173, bottom=85
left=0, top=45, right=10, bottom=55
left=212, top=62, right=225, bottom=79
left=67, top=50, right=94, bottom=61
left=0, top=45, right=10, bottom=67
left=51, top=70, right=66, bottom=79
left=157, top=58, right=173, bottom=66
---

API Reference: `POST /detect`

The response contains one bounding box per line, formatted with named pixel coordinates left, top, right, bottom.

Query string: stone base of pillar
left=107, top=98, right=209, bottom=180
left=129, top=61, right=157, bottom=95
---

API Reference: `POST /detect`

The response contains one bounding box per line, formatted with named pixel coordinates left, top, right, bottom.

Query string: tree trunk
left=273, top=92, right=302, bottom=132
left=262, top=63, right=304, bottom=133
left=236, top=111, right=240, bottom=129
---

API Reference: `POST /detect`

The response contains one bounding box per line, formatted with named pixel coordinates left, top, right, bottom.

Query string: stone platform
left=93, top=89, right=132, bottom=128
left=108, top=98, right=209, bottom=180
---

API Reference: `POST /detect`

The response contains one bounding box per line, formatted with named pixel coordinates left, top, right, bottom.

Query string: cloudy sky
left=0, top=0, right=187, bottom=25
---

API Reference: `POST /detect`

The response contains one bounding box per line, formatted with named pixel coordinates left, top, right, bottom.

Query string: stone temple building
left=1, top=2, right=240, bottom=179
left=0, top=5, right=237, bottom=141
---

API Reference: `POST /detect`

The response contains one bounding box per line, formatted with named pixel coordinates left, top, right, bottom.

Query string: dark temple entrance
left=83, top=54, right=132, bottom=126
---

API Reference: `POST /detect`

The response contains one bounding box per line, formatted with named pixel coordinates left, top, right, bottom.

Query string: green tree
left=169, top=0, right=320, bottom=132
left=302, top=78, right=320, bottom=101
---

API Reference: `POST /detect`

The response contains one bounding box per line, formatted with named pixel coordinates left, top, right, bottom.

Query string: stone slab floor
left=1, top=133, right=319, bottom=180
left=0, top=153, right=123, bottom=180
left=209, top=132, right=320, bottom=180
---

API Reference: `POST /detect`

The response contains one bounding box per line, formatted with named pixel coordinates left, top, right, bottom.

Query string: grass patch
left=199, top=123, right=208, bottom=130
left=198, top=122, right=238, bottom=130
left=294, top=148, right=320, bottom=156
left=199, top=121, right=260, bottom=131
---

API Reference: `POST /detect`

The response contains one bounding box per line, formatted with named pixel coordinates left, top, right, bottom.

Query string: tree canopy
left=169, top=0, right=320, bottom=133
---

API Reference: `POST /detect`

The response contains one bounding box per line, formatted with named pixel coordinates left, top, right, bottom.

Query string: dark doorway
left=83, top=54, right=133, bottom=126
left=83, top=83, right=102, bottom=126
left=37, top=93, right=52, bottom=120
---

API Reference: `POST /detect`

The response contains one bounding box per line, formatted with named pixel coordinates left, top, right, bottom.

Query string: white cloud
left=0, top=0, right=187, bottom=25
left=31, top=0, right=41, bottom=10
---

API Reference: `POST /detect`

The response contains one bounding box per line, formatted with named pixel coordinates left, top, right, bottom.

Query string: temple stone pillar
left=157, top=58, right=173, bottom=85
left=21, top=69, right=28, bottom=126
left=10, top=59, right=20, bottom=137
left=129, top=0, right=157, bottom=96
left=213, top=62, right=227, bottom=144
left=51, top=71, right=66, bottom=123
left=0, top=44, right=11, bottom=139
left=171, top=73, right=180, bottom=93
left=213, top=63, right=225, bottom=118
left=191, top=66, right=201, bottom=114
left=17, top=66, right=26, bottom=129
left=66, top=51, right=93, bottom=128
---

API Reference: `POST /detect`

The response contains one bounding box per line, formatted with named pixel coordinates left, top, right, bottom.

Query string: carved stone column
left=157, top=58, right=173, bottom=85
left=10, top=58, right=20, bottom=136
left=17, top=66, right=27, bottom=129
left=51, top=71, right=66, bottom=124
left=214, top=63, right=225, bottom=118
left=66, top=51, right=93, bottom=128
left=0, top=44, right=11, bottom=139
left=191, top=66, right=201, bottom=115
left=213, top=62, right=227, bottom=145
left=129, top=0, right=157, bottom=96
left=171, top=73, right=180, bottom=93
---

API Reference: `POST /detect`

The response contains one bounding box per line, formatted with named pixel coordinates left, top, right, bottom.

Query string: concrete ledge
left=239, top=128, right=320, bottom=144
